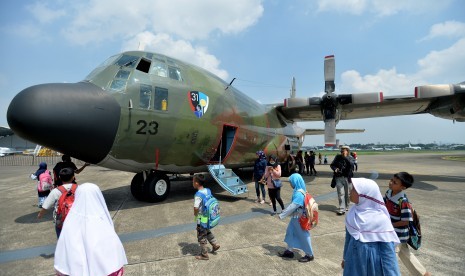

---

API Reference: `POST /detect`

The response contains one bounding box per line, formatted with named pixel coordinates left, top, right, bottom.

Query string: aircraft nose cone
left=7, top=82, right=121, bottom=163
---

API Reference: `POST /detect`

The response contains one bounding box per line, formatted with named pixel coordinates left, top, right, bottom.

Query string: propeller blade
left=324, top=55, right=335, bottom=93
left=324, top=119, right=337, bottom=146
left=290, top=77, right=296, bottom=98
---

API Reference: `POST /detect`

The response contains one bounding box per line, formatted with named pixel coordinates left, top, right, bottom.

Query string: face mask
left=269, top=161, right=275, bottom=165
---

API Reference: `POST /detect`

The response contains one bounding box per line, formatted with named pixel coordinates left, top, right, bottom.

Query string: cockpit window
left=110, top=79, right=127, bottom=91
left=150, top=60, right=168, bottom=77
left=115, top=70, right=130, bottom=80
left=115, top=55, right=139, bottom=68
left=168, top=66, right=182, bottom=81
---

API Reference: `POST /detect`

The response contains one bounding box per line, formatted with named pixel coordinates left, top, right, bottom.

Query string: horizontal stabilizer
left=304, top=128, right=365, bottom=136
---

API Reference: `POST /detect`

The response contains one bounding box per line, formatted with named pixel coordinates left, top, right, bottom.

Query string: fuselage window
left=168, top=66, right=182, bottom=81
left=139, top=84, right=152, bottom=109
left=136, top=58, right=151, bottom=73
left=154, top=87, right=168, bottom=111
left=150, top=60, right=167, bottom=77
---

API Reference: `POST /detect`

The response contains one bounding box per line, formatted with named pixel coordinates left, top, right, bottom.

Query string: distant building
left=0, top=126, right=36, bottom=151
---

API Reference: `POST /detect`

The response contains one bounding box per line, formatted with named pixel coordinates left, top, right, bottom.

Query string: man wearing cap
left=330, top=145, right=354, bottom=215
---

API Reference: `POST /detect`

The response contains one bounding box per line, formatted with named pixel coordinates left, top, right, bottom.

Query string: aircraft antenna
left=225, top=78, right=236, bottom=90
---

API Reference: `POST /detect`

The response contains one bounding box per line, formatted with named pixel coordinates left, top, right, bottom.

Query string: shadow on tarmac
left=15, top=211, right=53, bottom=224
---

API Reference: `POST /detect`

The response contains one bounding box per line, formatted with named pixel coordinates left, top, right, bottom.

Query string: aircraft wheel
left=281, top=162, right=291, bottom=177
left=144, top=172, right=170, bottom=203
left=130, top=172, right=146, bottom=201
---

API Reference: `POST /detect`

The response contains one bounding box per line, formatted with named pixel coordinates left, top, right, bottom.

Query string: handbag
left=330, top=176, right=336, bottom=188
left=271, top=178, right=282, bottom=188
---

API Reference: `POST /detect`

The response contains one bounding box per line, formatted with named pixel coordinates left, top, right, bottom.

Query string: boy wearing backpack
left=384, top=172, right=431, bottom=276
left=193, top=174, right=220, bottom=261
left=38, top=168, right=78, bottom=238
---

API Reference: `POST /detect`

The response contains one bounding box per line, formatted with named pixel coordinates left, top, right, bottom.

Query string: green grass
left=442, top=155, right=465, bottom=162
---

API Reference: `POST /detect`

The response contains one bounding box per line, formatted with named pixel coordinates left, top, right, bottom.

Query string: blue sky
left=1, top=0, right=464, bottom=145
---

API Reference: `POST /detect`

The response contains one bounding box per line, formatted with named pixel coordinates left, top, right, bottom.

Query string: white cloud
left=26, top=2, right=66, bottom=24
left=122, top=32, right=229, bottom=80
left=3, top=23, right=47, bottom=41
left=341, top=32, right=465, bottom=95
left=415, top=38, right=465, bottom=83
left=341, top=68, right=417, bottom=96
left=317, top=0, right=367, bottom=15
left=419, top=21, right=465, bottom=41
left=61, top=0, right=263, bottom=44
left=317, top=0, right=451, bottom=17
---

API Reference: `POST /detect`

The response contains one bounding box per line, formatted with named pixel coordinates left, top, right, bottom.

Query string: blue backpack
left=196, top=188, right=220, bottom=229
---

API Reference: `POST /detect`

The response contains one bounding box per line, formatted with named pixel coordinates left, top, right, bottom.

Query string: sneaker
left=260, top=200, right=265, bottom=204
left=268, top=202, right=272, bottom=206
left=298, top=255, right=314, bottom=262
left=195, top=254, right=209, bottom=260
left=255, top=198, right=260, bottom=203
left=278, top=250, right=295, bottom=258
left=212, top=244, right=220, bottom=253
left=345, top=207, right=349, bottom=212
left=271, top=211, right=277, bottom=216
left=337, top=211, right=345, bottom=216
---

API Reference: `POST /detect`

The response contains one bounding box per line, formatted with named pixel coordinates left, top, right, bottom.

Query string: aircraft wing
left=278, top=95, right=432, bottom=122
left=304, top=128, right=365, bottom=135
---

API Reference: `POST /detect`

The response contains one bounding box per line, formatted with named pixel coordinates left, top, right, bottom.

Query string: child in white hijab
left=54, top=183, right=127, bottom=276
left=341, top=178, right=400, bottom=276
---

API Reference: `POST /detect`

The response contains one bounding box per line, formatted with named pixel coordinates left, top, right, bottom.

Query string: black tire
left=281, top=162, right=291, bottom=177
left=130, top=172, right=146, bottom=201
left=143, top=172, right=170, bottom=203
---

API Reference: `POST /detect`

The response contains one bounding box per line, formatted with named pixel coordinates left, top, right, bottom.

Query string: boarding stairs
left=207, top=164, right=248, bottom=196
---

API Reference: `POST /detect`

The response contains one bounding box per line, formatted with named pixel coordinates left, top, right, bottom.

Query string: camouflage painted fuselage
left=85, top=51, right=303, bottom=173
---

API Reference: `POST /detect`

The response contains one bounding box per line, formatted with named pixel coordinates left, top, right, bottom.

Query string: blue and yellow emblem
left=188, top=91, right=209, bottom=118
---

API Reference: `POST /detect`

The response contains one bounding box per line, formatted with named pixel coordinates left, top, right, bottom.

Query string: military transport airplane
left=7, top=51, right=465, bottom=202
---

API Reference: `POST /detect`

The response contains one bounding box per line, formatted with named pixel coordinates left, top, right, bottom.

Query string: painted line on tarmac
left=0, top=191, right=337, bottom=264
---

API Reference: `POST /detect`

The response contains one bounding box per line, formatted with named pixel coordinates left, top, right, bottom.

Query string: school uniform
left=343, top=178, right=400, bottom=276
left=279, top=174, right=314, bottom=260
left=54, top=183, right=127, bottom=276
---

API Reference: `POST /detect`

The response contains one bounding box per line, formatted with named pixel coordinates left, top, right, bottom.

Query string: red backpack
left=55, top=184, right=78, bottom=229
left=298, top=190, right=319, bottom=231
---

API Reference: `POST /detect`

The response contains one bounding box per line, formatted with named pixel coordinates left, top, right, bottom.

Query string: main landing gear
left=130, top=170, right=170, bottom=202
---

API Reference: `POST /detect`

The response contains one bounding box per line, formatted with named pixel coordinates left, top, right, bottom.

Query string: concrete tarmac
left=1, top=152, right=464, bottom=275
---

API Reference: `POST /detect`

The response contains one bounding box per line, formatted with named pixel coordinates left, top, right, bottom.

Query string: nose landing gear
left=130, top=170, right=171, bottom=202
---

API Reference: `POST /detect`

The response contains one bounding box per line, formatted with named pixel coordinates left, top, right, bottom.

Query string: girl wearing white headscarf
left=54, top=183, right=127, bottom=276
left=342, top=178, right=400, bottom=276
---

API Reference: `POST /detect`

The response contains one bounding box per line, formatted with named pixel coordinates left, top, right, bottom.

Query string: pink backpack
left=38, top=170, right=53, bottom=192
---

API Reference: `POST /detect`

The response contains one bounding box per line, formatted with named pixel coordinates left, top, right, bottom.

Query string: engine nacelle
left=415, top=84, right=454, bottom=98
left=284, top=97, right=309, bottom=108
left=351, top=92, right=384, bottom=104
